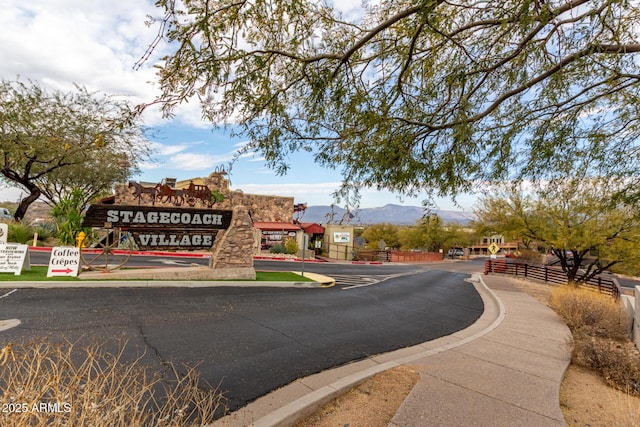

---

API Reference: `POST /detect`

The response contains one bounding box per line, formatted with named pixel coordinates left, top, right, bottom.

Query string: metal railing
left=353, top=249, right=389, bottom=262
left=484, top=259, right=622, bottom=299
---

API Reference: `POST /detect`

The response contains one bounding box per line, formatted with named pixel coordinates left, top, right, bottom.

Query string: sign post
left=488, top=243, right=501, bottom=273
left=301, top=235, right=308, bottom=277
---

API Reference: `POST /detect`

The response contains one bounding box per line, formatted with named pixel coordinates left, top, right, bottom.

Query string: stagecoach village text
left=106, top=209, right=224, bottom=226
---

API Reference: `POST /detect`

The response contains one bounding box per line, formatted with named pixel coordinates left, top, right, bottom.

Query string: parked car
left=448, top=248, right=464, bottom=257
left=0, top=208, right=13, bottom=221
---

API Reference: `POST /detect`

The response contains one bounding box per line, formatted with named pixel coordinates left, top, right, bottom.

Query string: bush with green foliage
left=51, top=189, right=86, bottom=245
left=269, top=243, right=287, bottom=254
left=285, top=238, right=298, bottom=255
left=8, top=223, right=36, bottom=245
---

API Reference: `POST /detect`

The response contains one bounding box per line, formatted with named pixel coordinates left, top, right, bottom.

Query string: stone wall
left=116, top=172, right=293, bottom=223
left=202, top=173, right=293, bottom=223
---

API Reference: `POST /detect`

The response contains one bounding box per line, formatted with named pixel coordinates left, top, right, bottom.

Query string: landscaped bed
left=0, top=266, right=314, bottom=282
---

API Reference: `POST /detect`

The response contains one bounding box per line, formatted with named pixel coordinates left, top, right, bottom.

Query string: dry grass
left=549, top=285, right=640, bottom=395
left=0, top=339, right=226, bottom=426
left=549, top=285, right=630, bottom=339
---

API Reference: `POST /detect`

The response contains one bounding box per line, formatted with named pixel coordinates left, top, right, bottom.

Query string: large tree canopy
left=0, top=80, right=149, bottom=220
left=142, top=0, right=640, bottom=200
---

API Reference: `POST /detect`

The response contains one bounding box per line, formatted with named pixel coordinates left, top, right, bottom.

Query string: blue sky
left=0, top=0, right=476, bottom=211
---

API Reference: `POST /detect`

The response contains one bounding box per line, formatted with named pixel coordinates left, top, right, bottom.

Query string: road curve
left=0, top=269, right=482, bottom=412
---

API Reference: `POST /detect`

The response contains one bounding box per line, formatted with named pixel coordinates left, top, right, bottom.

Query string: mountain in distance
left=299, top=204, right=475, bottom=225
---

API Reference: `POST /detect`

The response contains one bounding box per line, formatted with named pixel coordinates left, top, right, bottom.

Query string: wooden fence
left=484, top=259, right=621, bottom=299
left=389, top=251, right=443, bottom=262
left=354, top=250, right=443, bottom=263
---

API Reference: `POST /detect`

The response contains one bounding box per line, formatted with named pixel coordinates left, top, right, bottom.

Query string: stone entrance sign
left=81, top=204, right=233, bottom=250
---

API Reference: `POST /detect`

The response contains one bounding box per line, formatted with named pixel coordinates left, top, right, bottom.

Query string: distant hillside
left=299, top=204, right=475, bottom=225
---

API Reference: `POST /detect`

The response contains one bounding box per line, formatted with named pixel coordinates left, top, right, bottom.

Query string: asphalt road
left=0, top=265, right=483, bottom=412
left=28, top=249, right=639, bottom=290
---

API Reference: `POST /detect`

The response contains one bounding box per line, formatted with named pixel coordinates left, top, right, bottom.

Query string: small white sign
left=47, top=246, right=81, bottom=277
left=333, top=232, right=351, bottom=243
left=0, top=224, right=8, bottom=244
left=0, top=244, right=31, bottom=275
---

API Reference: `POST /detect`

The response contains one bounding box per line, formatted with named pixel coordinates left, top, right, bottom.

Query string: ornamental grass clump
left=0, top=339, right=226, bottom=426
left=549, top=286, right=640, bottom=395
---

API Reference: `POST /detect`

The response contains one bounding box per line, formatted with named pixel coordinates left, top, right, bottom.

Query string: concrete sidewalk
left=214, top=273, right=571, bottom=426
left=389, top=274, right=571, bottom=427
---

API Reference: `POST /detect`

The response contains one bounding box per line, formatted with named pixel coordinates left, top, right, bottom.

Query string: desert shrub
left=33, top=220, right=56, bottom=236
left=285, top=238, right=298, bottom=255
left=269, top=243, right=287, bottom=254
left=0, top=339, right=226, bottom=426
left=572, top=334, right=640, bottom=395
left=549, top=285, right=640, bottom=395
left=517, top=249, right=544, bottom=263
left=549, top=286, right=630, bottom=340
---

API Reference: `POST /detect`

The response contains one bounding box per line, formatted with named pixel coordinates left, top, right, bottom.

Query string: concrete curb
left=0, top=280, right=329, bottom=289
left=0, top=269, right=336, bottom=289
left=212, top=273, right=504, bottom=427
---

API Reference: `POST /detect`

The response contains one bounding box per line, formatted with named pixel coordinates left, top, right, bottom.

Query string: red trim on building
left=253, top=222, right=301, bottom=232
left=299, top=223, right=325, bottom=234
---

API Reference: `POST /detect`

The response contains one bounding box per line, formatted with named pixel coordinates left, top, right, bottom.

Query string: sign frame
left=47, top=246, right=81, bottom=277
left=81, top=204, right=234, bottom=251
left=488, top=243, right=500, bottom=255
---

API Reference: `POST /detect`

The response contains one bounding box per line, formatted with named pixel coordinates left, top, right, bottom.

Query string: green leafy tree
left=421, top=214, right=449, bottom=252
left=473, top=190, right=534, bottom=248
left=0, top=80, right=149, bottom=220
left=140, top=1, right=640, bottom=202
left=399, top=214, right=449, bottom=252
left=361, top=223, right=401, bottom=249
left=398, top=226, right=426, bottom=251
left=443, top=222, right=477, bottom=252
left=475, top=180, right=640, bottom=283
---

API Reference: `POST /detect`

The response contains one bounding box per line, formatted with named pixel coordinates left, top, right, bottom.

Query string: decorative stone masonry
left=210, top=205, right=255, bottom=277
left=116, top=172, right=294, bottom=223
left=202, top=173, right=293, bottom=223
left=79, top=205, right=256, bottom=281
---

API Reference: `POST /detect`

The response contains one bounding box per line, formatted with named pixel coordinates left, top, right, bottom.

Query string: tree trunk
left=13, top=188, right=41, bottom=222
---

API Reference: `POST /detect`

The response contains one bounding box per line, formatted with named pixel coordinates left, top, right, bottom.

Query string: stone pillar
left=209, top=205, right=256, bottom=279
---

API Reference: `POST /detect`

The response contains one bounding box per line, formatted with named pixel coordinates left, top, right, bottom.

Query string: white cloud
left=154, top=142, right=189, bottom=156
left=0, top=0, right=210, bottom=129
left=170, top=152, right=236, bottom=170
